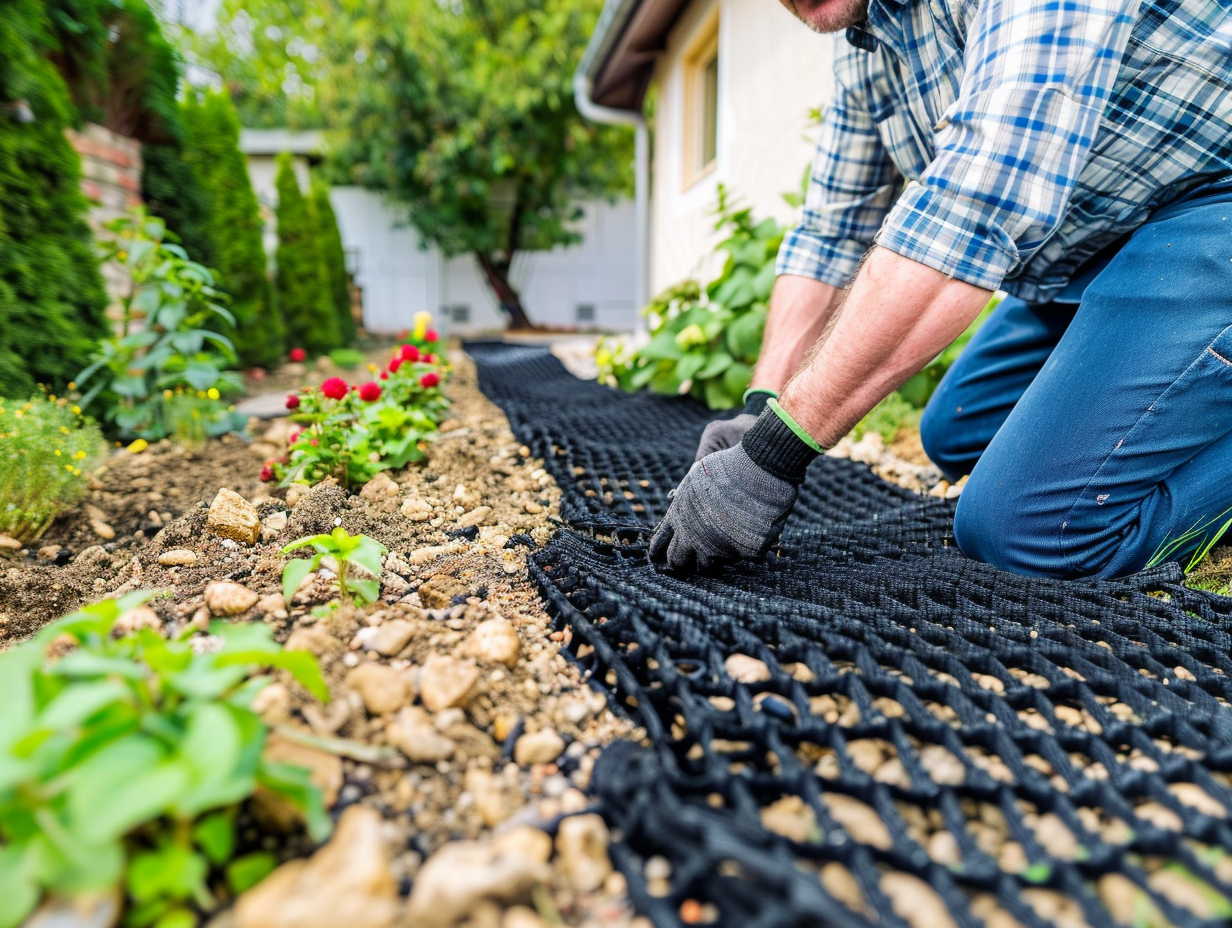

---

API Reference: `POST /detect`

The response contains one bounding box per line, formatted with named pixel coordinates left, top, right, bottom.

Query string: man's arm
left=749, top=275, right=841, bottom=394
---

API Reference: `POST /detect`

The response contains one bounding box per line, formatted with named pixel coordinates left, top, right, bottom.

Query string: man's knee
left=919, top=394, right=976, bottom=482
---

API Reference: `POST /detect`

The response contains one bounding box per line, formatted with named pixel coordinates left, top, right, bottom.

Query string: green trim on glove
left=743, top=387, right=779, bottom=404
left=768, top=399, right=824, bottom=454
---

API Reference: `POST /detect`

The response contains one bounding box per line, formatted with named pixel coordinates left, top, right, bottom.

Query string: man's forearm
left=779, top=246, right=992, bottom=449
left=750, top=275, right=841, bottom=393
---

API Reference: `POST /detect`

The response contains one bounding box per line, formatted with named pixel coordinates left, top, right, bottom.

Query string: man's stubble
left=777, top=0, right=871, bottom=34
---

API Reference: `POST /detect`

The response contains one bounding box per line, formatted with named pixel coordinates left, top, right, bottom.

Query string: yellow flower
left=13, top=410, right=22, bottom=419
left=127, top=438, right=149, bottom=454
left=60, top=426, right=69, bottom=434
left=74, top=450, right=86, bottom=460
left=413, top=310, right=432, bottom=340
left=197, top=391, right=206, bottom=399
left=117, top=250, right=128, bottom=261
left=68, top=382, right=77, bottom=391
left=54, top=449, right=62, bottom=456
left=163, top=390, right=173, bottom=400
left=71, top=405, right=81, bottom=415
left=206, top=387, right=220, bottom=400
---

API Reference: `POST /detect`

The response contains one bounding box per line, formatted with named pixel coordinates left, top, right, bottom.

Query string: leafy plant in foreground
left=0, top=393, right=106, bottom=544
left=76, top=209, right=245, bottom=442
left=281, top=528, right=388, bottom=609
left=0, top=591, right=331, bottom=928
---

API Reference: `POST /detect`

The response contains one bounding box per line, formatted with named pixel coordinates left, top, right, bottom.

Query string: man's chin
left=785, top=0, right=870, bottom=33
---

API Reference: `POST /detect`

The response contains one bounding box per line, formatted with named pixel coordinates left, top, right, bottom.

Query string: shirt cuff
left=774, top=229, right=867, bottom=290
left=874, top=182, right=1018, bottom=292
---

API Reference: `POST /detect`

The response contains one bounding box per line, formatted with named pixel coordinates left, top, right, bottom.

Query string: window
left=449, top=304, right=470, bottom=324
left=684, top=13, right=720, bottom=188
left=575, top=303, right=596, bottom=324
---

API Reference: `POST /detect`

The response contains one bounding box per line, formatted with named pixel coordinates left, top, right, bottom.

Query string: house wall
left=649, top=0, right=838, bottom=294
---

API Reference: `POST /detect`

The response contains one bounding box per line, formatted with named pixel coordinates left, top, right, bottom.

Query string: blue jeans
left=919, top=177, right=1232, bottom=579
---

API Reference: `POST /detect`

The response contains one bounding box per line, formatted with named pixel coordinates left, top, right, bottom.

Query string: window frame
left=682, top=10, right=720, bottom=190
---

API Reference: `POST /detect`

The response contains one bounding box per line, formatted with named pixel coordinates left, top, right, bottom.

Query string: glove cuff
left=741, top=405, right=820, bottom=483
left=742, top=388, right=777, bottom=417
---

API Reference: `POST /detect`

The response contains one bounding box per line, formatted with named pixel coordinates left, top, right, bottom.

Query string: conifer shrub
left=312, top=177, right=356, bottom=345
left=141, top=142, right=217, bottom=271
left=275, top=154, right=341, bottom=355
left=0, top=0, right=109, bottom=399
left=183, top=91, right=284, bottom=369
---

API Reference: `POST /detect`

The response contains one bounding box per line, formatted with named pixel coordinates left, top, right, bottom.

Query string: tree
left=275, top=154, right=340, bottom=354
left=182, top=90, right=284, bottom=368
left=141, top=139, right=217, bottom=271
left=197, top=0, right=634, bottom=329
left=312, top=176, right=355, bottom=345
left=0, top=0, right=109, bottom=397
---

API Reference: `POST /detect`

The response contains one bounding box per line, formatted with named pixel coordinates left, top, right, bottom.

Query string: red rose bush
left=263, top=321, right=450, bottom=489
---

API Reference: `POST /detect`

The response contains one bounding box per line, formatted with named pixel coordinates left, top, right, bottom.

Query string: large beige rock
left=513, top=728, right=564, bottom=766
left=464, top=618, right=521, bottom=667
left=404, top=840, right=551, bottom=927
left=555, top=814, right=612, bottom=893
left=203, top=581, right=259, bottom=617
left=388, top=707, right=456, bottom=764
left=419, top=654, right=480, bottom=711
left=235, top=806, right=399, bottom=928
left=207, top=488, right=260, bottom=544
left=158, top=548, right=197, bottom=567
left=347, top=663, right=412, bottom=715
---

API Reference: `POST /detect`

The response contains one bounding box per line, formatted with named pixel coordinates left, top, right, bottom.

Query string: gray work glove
left=693, top=389, right=777, bottom=463
left=652, top=406, right=819, bottom=572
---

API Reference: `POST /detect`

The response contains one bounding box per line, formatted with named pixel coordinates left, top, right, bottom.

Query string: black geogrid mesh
left=469, top=342, right=1232, bottom=928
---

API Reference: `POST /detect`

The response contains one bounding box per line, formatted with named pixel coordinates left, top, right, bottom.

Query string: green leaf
left=182, top=362, right=222, bottom=392
left=226, top=852, right=279, bottom=894
left=191, top=811, right=236, bottom=866
left=0, top=845, right=40, bottom=928
left=127, top=844, right=209, bottom=905
left=257, top=759, right=332, bottom=843
left=346, top=578, right=380, bottom=606
left=216, top=649, right=330, bottom=704
left=696, top=351, right=734, bottom=380
left=675, top=352, right=707, bottom=384
left=36, top=680, right=132, bottom=730
left=174, top=703, right=249, bottom=816
left=637, top=329, right=685, bottom=362
left=348, top=535, right=388, bottom=581
left=66, top=737, right=188, bottom=844
left=282, top=557, right=316, bottom=610
left=725, top=306, right=767, bottom=360
left=721, top=362, right=754, bottom=402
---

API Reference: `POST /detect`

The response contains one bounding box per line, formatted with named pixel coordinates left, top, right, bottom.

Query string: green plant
left=1148, top=506, right=1232, bottom=574
left=597, top=188, right=780, bottom=409
left=281, top=528, right=388, bottom=609
left=328, top=348, right=366, bottom=370
left=313, top=177, right=356, bottom=346
left=76, top=209, right=245, bottom=442
left=0, top=0, right=110, bottom=400
left=275, top=154, right=342, bottom=356
left=850, top=392, right=921, bottom=446
left=183, top=90, right=284, bottom=369
left=0, top=393, right=106, bottom=544
left=0, top=591, right=331, bottom=928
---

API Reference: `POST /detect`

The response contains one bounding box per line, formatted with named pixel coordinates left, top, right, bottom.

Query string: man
left=650, top=0, right=1232, bottom=579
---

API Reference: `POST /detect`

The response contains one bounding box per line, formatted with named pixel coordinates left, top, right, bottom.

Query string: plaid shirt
left=777, top=0, right=1232, bottom=302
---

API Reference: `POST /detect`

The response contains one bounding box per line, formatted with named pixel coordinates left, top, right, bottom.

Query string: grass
left=850, top=391, right=922, bottom=446
left=0, top=393, right=107, bottom=544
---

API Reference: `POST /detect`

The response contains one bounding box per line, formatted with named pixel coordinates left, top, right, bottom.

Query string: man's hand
left=693, top=390, right=775, bottom=462
left=653, top=408, right=820, bottom=572
left=650, top=446, right=798, bottom=571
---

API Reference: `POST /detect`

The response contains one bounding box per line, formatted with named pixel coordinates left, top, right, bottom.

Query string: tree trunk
left=477, top=253, right=535, bottom=330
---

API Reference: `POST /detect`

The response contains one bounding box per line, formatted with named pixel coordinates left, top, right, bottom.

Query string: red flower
left=289, top=347, right=307, bottom=362
left=423, top=353, right=437, bottom=365
left=310, top=438, right=319, bottom=447
left=424, top=329, right=439, bottom=343
left=389, top=357, right=402, bottom=373
left=321, top=377, right=348, bottom=400
left=288, top=429, right=301, bottom=445
left=285, top=393, right=300, bottom=410
left=358, top=381, right=382, bottom=402
left=260, top=463, right=275, bottom=482
left=379, top=371, right=389, bottom=380
left=400, top=344, right=420, bottom=362
left=420, top=371, right=440, bottom=389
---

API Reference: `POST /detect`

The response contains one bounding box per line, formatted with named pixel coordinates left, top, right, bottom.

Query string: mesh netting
left=469, top=342, right=1232, bottom=928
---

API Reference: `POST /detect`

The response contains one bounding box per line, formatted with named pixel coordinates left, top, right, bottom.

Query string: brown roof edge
left=582, top=0, right=692, bottom=111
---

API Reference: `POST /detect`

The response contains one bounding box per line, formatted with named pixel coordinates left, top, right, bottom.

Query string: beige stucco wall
left=648, top=0, right=839, bottom=295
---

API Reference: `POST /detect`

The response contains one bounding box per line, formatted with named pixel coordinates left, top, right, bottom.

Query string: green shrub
left=0, top=0, right=110, bottom=399
left=312, top=178, right=356, bottom=346
left=0, top=393, right=106, bottom=544
left=183, top=90, right=284, bottom=369
left=76, top=209, right=245, bottom=441
left=282, top=528, right=387, bottom=609
left=275, top=154, right=341, bottom=355
left=0, top=591, right=330, bottom=928
left=141, top=142, right=217, bottom=272
left=327, top=347, right=365, bottom=370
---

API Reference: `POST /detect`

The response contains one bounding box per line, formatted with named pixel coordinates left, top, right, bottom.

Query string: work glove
left=693, top=389, right=777, bottom=462
left=651, top=402, right=821, bottom=572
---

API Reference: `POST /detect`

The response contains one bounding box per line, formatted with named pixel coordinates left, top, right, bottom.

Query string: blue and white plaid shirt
left=777, top=0, right=1232, bottom=302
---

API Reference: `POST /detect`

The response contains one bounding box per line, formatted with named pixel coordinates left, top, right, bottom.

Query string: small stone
left=410, top=544, right=456, bottom=566
left=37, top=544, right=61, bottom=561
left=458, top=505, right=493, bottom=528
left=0, top=535, right=22, bottom=553
left=285, top=625, right=342, bottom=658
left=724, top=654, right=771, bottom=684
left=502, top=906, right=547, bottom=928
left=23, top=890, right=120, bottom=928
left=1168, top=782, right=1227, bottom=817
left=263, top=732, right=344, bottom=807
left=207, top=488, right=260, bottom=544
left=760, top=795, right=817, bottom=844
left=404, top=840, right=551, bottom=927
left=261, top=510, right=289, bottom=541
left=235, top=806, right=399, bottom=928
left=158, top=548, right=198, bottom=567
left=419, top=654, right=481, bottom=711
left=360, top=472, right=400, bottom=500
left=114, top=606, right=162, bottom=635
left=203, top=581, right=259, bottom=616
left=880, top=872, right=960, bottom=928
left=286, top=484, right=309, bottom=508
left=388, top=707, right=456, bottom=763
left=514, top=728, right=565, bottom=766
left=555, top=813, right=612, bottom=893
left=418, top=574, right=470, bottom=609
left=465, top=618, right=521, bottom=667
left=257, top=593, right=288, bottom=618
left=365, top=619, right=416, bottom=656
left=90, top=519, right=116, bottom=541
left=400, top=497, right=434, bottom=522
left=491, top=826, right=552, bottom=865
left=346, top=663, right=412, bottom=715
left=523, top=501, right=543, bottom=515
left=465, top=768, right=517, bottom=828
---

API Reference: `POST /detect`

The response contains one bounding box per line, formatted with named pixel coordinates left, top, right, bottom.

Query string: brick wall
left=66, top=122, right=143, bottom=314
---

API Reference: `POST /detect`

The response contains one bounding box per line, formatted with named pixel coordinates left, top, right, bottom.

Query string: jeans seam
left=1057, top=333, right=1231, bottom=573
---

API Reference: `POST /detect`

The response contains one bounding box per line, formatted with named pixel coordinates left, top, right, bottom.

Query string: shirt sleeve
left=874, top=0, right=1141, bottom=291
left=775, top=56, right=901, bottom=289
